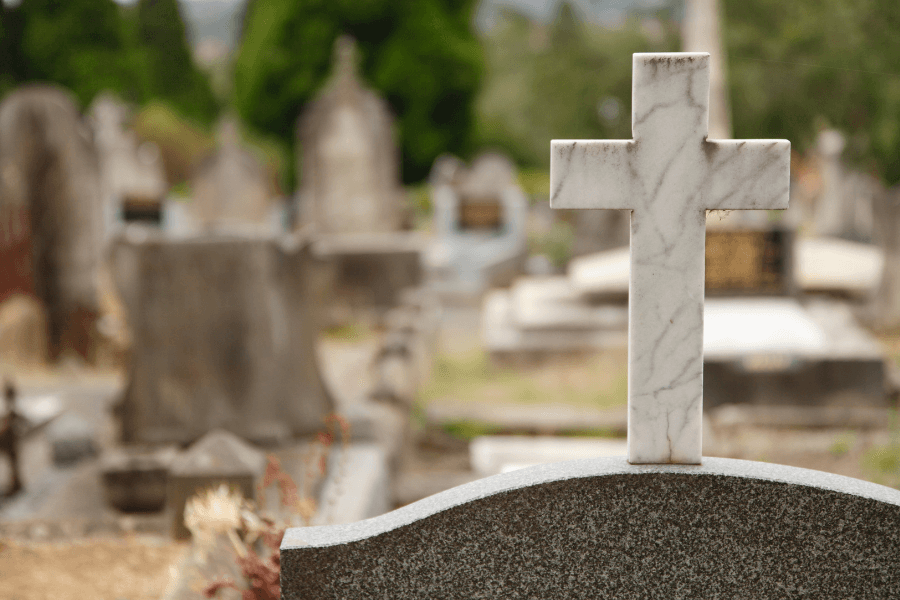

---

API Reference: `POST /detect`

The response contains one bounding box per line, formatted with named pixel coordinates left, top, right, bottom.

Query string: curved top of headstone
left=285, top=456, right=900, bottom=548
left=282, top=457, right=900, bottom=598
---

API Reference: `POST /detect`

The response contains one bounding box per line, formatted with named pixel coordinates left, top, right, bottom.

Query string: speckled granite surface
left=282, top=457, right=900, bottom=599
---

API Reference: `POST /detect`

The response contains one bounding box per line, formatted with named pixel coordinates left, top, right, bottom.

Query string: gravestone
left=112, top=230, right=334, bottom=445
left=297, top=36, right=403, bottom=234
left=0, top=85, right=104, bottom=360
left=190, top=117, right=277, bottom=231
left=281, top=54, right=900, bottom=597
left=166, top=429, right=266, bottom=540
left=90, top=94, right=167, bottom=228
left=812, top=129, right=878, bottom=242
left=551, top=53, right=789, bottom=463
left=426, top=152, right=527, bottom=296
left=298, top=36, right=424, bottom=316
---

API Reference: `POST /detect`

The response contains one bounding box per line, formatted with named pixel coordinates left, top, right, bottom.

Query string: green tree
left=13, top=0, right=138, bottom=106
left=135, top=0, right=217, bottom=123
left=724, top=0, right=900, bottom=185
left=0, top=3, right=25, bottom=97
left=233, top=0, right=484, bottom=183
left=476, top=4, right=679, bottom=168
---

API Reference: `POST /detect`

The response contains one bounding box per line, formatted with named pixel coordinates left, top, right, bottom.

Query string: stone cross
left=550, top=53, right=790, bottom=464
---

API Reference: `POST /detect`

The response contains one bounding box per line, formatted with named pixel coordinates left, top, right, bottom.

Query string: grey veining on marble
left=550, top=53, right=790, bottom=464
left=281, top=456, right=900, bottom=599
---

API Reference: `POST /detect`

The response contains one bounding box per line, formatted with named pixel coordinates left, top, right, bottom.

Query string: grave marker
left=550, top=53, right=790, bottom=463
left=280, top=53, right=900, bottom=599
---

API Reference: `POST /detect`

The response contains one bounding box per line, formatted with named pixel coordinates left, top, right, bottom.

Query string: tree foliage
left=9, top=0, right=137, bottom=106
left=0, top=0, right=215, bottom=124
left=135, top=0, right=217, bottom=123
left=476, top=4, right=680, bottom=168
left=724, top=0, right=900, bottom=185
left=233, top=0, right=484, bottom=183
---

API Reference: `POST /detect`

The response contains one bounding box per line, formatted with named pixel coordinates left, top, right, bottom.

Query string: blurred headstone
left=0, top=85, right=103, bottom=360
left=426, top=152, right=527, bottom=297
left=112, top=230, right=335, bottom=445
left=190, top=116, right=278, bottom=231
left=100, top=445, right=178, bottom=512
left=571, top=209, right=628, bottom=257
left=90, top=93, right=167, bottom=227
left=167, top=429, right=266, bottom=539
left=813, top=129, right=878, bottom=241
left=297, top=36, right=404, bottom=234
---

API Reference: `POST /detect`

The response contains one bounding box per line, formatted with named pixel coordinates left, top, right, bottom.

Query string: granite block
left=282, top=457, right=900, bottom=599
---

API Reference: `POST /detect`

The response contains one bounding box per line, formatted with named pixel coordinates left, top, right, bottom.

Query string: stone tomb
left=282, top=54, right=900, bottom=597
left=112, top=229, right=334, bottom=445
left=167, top=429, right=266, bottom=540
left=0, top=85, right=104, bottom=360
left=425, top=153, right=528, bottom=297
left=297, top=36, right=425, bottom=316
left=190, top=117, right=278, bottom=232
left=90, top=94, right=167, bottom=228
left=297, top=36, right=403, bottom=235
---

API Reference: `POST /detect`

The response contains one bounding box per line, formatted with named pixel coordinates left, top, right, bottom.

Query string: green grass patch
left=419, top=350, right=627, bottom=410
left=441, top=420, right=506, bottom=440
left=863, top=441, right=900, bottom=488
left=829, top=431, right=856, bottom=457
left=323, top=322, right=375, bottom=342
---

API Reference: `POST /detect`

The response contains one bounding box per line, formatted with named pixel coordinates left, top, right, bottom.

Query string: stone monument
left=296, top=36, right=425, bottom=316
left=90, top=93, right=167, bottom=227
left=551, top=53, right=789, bottom=463
left=280, top=54, right=900, bottom=598
left=190, top=116, right=277, bottom=231
left=296, top=36, right=403, bottom=234
left=425, top=152, right=528, bottom=297
left=112, top=230, right=334, bottom=445
left=0, top=85, right=104, bottom=359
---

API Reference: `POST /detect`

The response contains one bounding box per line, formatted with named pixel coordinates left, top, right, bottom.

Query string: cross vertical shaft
left=550, top=53, right=790, bottom=464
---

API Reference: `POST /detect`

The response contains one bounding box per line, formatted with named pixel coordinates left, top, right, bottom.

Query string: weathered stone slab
left=312, top=442, right=390, bottom=526
left=481, top=289, right=627, bottom=358
left=0, top=85, right=104, bottom=359
left=191, top=117, right=277, bottom=230
left=704, top=298, right=887, bottom=408
left=282, top=456, right=900, bottom=598
left=509, top=276, right=627, bottom=331
left=112, top=230, right=334, bottom=445
left=796, top=237, right=882, bottom=296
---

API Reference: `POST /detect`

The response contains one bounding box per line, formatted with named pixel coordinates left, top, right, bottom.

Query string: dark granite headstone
left=282, top=457, right=900, bottom=599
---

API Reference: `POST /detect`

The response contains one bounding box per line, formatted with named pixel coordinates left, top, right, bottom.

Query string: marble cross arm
left=702, top=139, right=791, bottom=211
left=549, top=140, right=636, bottom=210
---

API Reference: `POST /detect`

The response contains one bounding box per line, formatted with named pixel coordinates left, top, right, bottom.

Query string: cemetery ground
left=2, top=314, right=900, bottom=599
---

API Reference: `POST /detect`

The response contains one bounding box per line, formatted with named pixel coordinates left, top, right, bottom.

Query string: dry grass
left=0, top=536, right=187, bottom=600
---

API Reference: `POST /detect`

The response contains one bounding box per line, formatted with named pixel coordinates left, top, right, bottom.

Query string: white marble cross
left=550, top=53, right=790, bottom=464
